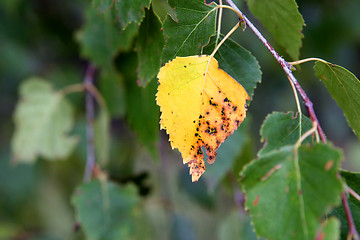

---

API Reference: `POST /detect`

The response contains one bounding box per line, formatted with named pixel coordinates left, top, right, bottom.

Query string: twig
left=224, top=0, right=359, bottom=238
left=225, top=0, right=326, bottom=142
left=342, top=192, right=359, bottom=240
left=83, top=64, right=97, bottom=182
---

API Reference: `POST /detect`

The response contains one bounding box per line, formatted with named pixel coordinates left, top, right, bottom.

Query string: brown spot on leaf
left=207, top=155, right=215, bottom=165
left=253, top=195, right=259, bottom=206
left=325, top=160, right=334, bottom=171
left=209, top=100, right=218, bottom=107
left=261, top=164, right=282, bottom=181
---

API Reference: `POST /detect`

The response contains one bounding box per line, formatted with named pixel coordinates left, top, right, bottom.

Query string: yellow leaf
left=156, top=55, right=249, bottom=182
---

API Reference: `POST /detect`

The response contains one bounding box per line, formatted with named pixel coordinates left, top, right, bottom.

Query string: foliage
left=1, top=0, right=360, bottom=239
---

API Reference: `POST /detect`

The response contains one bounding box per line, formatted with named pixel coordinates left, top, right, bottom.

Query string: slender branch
left=225, top=0, right=326, bottom=142
left=224, top=0, right=359, bottom=238
left=342, top=192, right=360, bottom=240
left=83, top=64, right=97, bottom=182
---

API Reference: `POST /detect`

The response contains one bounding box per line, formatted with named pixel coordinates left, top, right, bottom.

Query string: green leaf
left=203, top=36, right=262, bottom=100
left=152, top=0, right=177, bottom=23
left=316, top=217, right=341, bottom=240
left=77, top=7, right=138, bottom=68
left=331, top=171, right=360, bottom=239
left=72, top=180, right=139, bottom=240
left=92, top=0, right=150, bottom=30
left=161, top=0, right=216, bottom=63
left=98, top=68, right=126, bottom=118
left=314, top=61, right=360, bottom=140
left=94, top=104, right=110, bottom=165
left=136, top=7, right=165, bottom=86
left=245, top=0, right=304, bottom=60
left=11, top=78, right=78, bottom=163
left=204, top=124, right=246, bottom=192
left=119, top=53, right=159, bottom=157
left=258, top=111, right=312, bottom=156
left=241, top=143, right=343, bottom=240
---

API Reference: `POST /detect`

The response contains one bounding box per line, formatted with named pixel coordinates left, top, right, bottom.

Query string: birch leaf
left=156, top=55, right=249, bottom=182
left=241, top=144, right=343, bottom=240
left=11, top=78, right=78, bottom=163
left=314, top=61, right=360, bottom=140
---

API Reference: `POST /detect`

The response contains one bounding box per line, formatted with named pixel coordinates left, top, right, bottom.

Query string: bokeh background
left=0, top=0, right=359, bottom=239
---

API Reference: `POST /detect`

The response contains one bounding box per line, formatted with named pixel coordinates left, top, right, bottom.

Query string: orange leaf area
left=156, top=55, right=249, bottom=182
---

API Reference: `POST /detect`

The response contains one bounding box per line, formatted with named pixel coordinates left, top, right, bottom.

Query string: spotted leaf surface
left=156, top=55, right=249, bottom=182
left=241, top=143, right=343, bottom=240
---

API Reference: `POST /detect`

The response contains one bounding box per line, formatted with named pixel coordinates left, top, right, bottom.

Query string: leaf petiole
left=210, top=22, right=240, bottom=58
left=215, top=5, right=244, bottom=22
left=58, top=82, right=107, bottom=110
left=59, top=83, right=85, bottom=96
left=347, top=186, right=360, bottom=202
left=287, top=75, right=303, bottom=139
left=295, top=121, right=318, bottom=148
left=215, top=0, right=223, bottom=47
left=288, top=57, right=328, bottom=66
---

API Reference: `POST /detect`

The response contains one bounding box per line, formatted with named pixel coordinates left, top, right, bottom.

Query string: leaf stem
left=84, top=81, right=107, bottom=110
left=287, top=75, right=303, bottom=139
left=210, top=22, right=240, bottom=58
left=215, top=0, right=223, bottom=47
left=288, top=57, right=328, bottom=66
left=84, top=64, right=97, bottom=182
left=58, top=83, right=85, bottom=96
left=348, top=186, right=360, bottom=202
left=216, top=5, right=244, bottom=21
left=295, top=121, right=317, bottom=148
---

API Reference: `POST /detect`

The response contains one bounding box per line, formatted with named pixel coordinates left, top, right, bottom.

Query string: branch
left=83, top=64, right=97, bottom=182
left=225, top=0, right=326, bottom=142
left=342, top=192, right=360, bottom=240
left=224, top=0, right=359, bottom=238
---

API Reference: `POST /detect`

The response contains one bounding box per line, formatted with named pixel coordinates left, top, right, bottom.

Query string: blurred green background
left=0, top=0, right=359, bottom=239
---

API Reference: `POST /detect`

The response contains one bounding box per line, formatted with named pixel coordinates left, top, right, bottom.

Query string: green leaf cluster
left=240, top=112, right=343, bottom=239
left=3, top=0, right=360, bottom=239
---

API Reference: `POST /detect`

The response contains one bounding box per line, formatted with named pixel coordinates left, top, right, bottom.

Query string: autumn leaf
left=156, top=55, right=249, bottom=182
